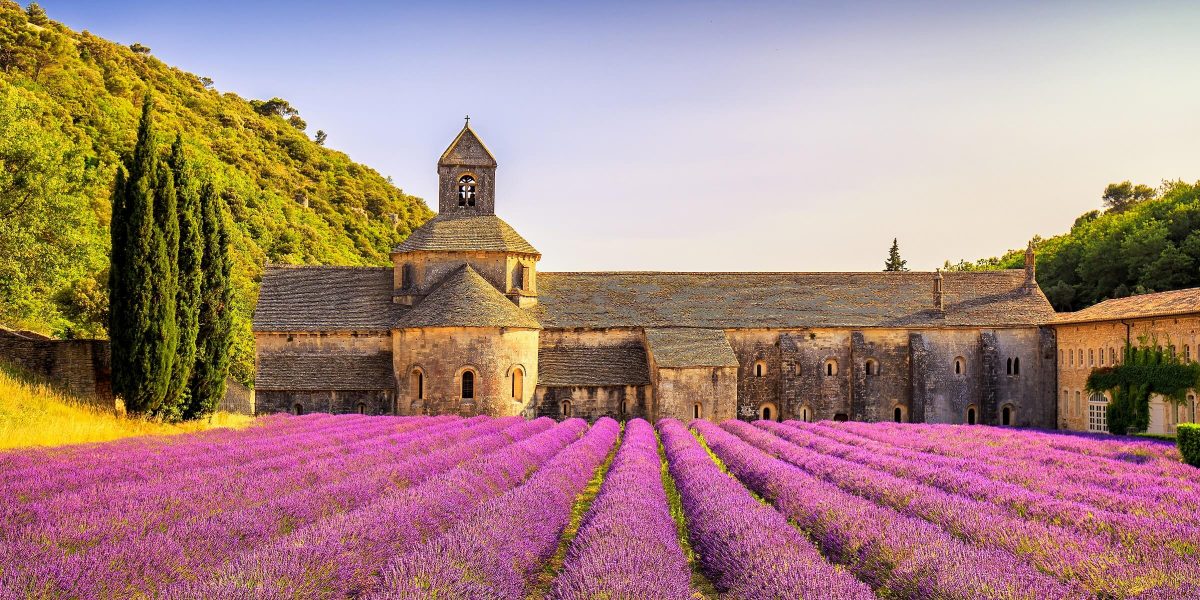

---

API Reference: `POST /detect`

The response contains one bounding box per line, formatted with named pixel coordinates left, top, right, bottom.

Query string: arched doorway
left=758, top=403, right=778, bottom=422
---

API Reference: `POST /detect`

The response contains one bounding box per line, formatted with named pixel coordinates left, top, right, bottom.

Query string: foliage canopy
left=0, top=1, right=432, bottom=385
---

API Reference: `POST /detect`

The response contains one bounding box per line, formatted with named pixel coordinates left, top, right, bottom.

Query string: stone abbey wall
left=393, top=326, right=538, bottom=417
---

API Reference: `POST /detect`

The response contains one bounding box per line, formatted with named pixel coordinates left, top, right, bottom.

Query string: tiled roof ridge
left=263, top=264, right=391, bottom=271
left=539, top=270, right=1025, bottom=276
left=1054, top=286, right=1200, bottom=324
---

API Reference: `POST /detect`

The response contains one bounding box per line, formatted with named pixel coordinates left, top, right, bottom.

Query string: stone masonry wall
left=532, top=385, right=652, bottom=421
left=394, top=326, right=538, bottom=417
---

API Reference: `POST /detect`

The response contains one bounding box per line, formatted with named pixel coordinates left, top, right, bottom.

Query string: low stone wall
left=1, top=328, right=255, bottom=415
left=0, top=329, right=112, bottom=404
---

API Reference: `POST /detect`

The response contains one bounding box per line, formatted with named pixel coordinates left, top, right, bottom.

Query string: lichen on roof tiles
left=644, top=328, right=739, bottom=368
left=253, top=266, right=402, bottom=332
left=392, top=213, right=538, bottom=254
left=532, top=270, right=1056, bottom=329
left=396, top=264, right=541, bottom=329
left=256, top=353, right=394, bottom=390
left=538, top=344, right=651, bottom=386
left=1054, top=286, right=1200, bottom=324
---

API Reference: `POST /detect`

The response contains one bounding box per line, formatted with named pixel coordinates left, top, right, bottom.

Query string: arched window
left=457, top=174, right=476, bottom=207
left=865, top=359, right=879, bottom=376
left=460, top=370, right=475, bottom=400
left=561, top=400, right=572, bottom=418
left=1059, top=349, right=1064, bottom=365
left=966, top=406, right=977, bottom=425
left=619, top=399, right=627, bottom=418
left=799, top=406, right=812, bottom=422
left=1109, top=347, right=1116, bottom=364
left=411, top=368, right=425, bottom=400
left=510, top=366, right=524, bottom=401
left=1006, top=357, right=1012, bottom=375
left=954, top=357, right=965, bottom=375
left=357, top=402, right=367, bottom=415
left=1186, top=345, right=1193, bottom=363
left=293, top=403, right=304, bottom=416
left=1089, top=349, right=1094, bottom=367
left=693, top=403, right=702, bottom=420
left=1013, top=357, right=1020, bottom=375
left=754, top=361, right=766, bottom=378
left=824, top=359, right=838, bottom=377
left=1077, top=349, right=1083, bottom=367
left=893, top=406, right=904, bottom=423
left=1001, top=404, right=1014, bottom=426
left=833, top=413, right=849, bottom=422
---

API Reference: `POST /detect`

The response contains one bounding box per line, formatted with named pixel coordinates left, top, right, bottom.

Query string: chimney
left=933, top=269, right=945, bottom=312
left=1023, top=240, right=1037, bottom=293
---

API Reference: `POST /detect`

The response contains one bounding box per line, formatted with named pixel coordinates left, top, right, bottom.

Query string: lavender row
left=371, top=417, right=621, bottom=598
left=846, top=421, right=1199, bottom=492
left=658, top=419, right=874, bottom=599
left=697, top=420, right=1081, bottom=599
left=800, top=420, right=1194, bottom=526
left=0, top=416, right=526, bottom=598
left=774, top=420, right=1200, bottom=557
left=169, top=417, right=576, bottom=599
left=734, top=420, right=1194, bottom=597
left=548, top=419, right=692, bottom=600
left=1, top=415, right=455, bottom=532
left=1, top=413, right=417, bottom=508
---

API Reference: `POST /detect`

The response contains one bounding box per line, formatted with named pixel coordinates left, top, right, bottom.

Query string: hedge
left=1179, top=423, right=1200, bottom=468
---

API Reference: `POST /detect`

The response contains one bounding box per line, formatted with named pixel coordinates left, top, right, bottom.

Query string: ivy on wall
left=1087, top=337, right=1200, bottom=435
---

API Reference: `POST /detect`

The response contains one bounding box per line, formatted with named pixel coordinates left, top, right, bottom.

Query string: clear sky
left=40, top=1, right=1200, bottom=272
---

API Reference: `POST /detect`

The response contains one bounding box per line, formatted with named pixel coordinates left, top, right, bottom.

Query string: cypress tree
left=147, top=154, right=179, bottom=418
left=107, top=165, right=128, bottom=397
left=110, top=96, right=175, bottom=414
left=187, top=182, right=234, bottom=418
left=167, top=134, right=202, bottom=416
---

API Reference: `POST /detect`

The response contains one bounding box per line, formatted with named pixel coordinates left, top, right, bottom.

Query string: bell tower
left=438, top=118, right=498, bottom=215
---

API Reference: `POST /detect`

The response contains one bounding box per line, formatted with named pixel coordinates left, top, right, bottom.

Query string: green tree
left=1102, top=181, right=1156, bottom=214
left=884, top=238, right=908, bottom=271
left=186, top=182, right=233, bottom=419
left=25, top=2, right=47, bottom=25
left=166, top=134, right=203, bottom=414
left=314, top=130, right=327, bottom=146
left=110, top=96, right=175, bottom=415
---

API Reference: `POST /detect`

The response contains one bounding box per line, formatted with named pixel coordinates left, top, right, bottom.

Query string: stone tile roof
left=392, top=213, right=539, bottom=255
left=538, top=344, right=651, bottom=387
left=1053, top=287, right=1200, bottom=325
left=645, top=328, right=739, bottom=368
left=253, top=266, right=402, bottom=332
left=256, top=353, right=395, bottom=390
left=439, top=125, right=497, bottom=168
left=397, top=265, right=541, bottom=329
left=533, top=271, right=1055, bottom=329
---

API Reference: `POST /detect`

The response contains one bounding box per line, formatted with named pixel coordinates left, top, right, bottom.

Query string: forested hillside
left=945, top=180, right=1200, bottom=312
left=0, top=2, right=433, bottom=384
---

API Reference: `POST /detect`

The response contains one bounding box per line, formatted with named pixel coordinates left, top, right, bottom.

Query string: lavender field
left=1, top=415, right=1197, bottom=599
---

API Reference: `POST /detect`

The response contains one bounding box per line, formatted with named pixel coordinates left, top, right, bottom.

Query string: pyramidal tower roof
left=439, top=123, right=497, bottom=168
left=397, top=264, right=540, bottom=329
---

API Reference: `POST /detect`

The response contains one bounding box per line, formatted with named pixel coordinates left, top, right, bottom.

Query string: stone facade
left=253, top=123, right=1071, bottom=427
left=1053, top=289, right=1200, bottom=434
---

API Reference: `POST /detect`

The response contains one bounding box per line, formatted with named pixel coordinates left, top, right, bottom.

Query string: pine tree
left=110, top=95, right=174, bottom=414
left=187, top=182, right=234, bottom=419
left=884, top=238, right=908, bottom=272
left=166, top=134, right=202, bottom=415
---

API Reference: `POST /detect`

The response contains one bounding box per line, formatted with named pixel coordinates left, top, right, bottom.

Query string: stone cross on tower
left=437, top=121, right=497, bottom=215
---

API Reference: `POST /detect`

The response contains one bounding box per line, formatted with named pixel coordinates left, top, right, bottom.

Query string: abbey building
left=252, top=124, right=1062, bottom=427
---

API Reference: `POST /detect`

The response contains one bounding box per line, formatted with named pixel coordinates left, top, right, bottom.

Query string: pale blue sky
left=42, top=1, right=1200, bottom=271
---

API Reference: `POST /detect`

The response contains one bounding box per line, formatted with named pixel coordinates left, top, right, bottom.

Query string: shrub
left=1178, top=423, right=1200, bottom=467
